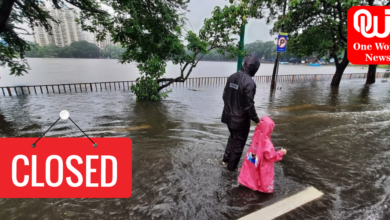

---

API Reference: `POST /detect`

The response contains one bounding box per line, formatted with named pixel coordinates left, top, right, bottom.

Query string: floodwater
left=0, top=58, right=369, bottom=86
left=0, top=78, right=389, bottom=219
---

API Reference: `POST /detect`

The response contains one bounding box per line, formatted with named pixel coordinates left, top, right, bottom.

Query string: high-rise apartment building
left=95, top=25, right=116, bottom=49
left=33, top=6, right=83, bottom=47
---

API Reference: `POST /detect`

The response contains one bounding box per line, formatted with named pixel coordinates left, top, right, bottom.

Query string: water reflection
left=0, top=111, right=15, bottom=137
left=328, top=87, right=340, bottom=112
left=359, top=84, right=371, bottom=104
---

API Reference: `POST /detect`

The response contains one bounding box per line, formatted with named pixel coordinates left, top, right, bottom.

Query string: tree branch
left=64, top=0, right=108, bottom=15
left=336, top=0, right=347, bottom=42
left=0, top=0, right=16, bottom=34
left=158, top=52, right=205, bottom=91
left=157, top=76, right=183, bottom=91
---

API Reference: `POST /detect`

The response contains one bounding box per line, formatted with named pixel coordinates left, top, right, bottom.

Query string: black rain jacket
left=221, top=53, right=260, bottom=130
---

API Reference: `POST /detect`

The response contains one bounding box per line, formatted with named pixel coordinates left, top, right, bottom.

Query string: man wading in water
left=221, top=53, right=261, bottom=172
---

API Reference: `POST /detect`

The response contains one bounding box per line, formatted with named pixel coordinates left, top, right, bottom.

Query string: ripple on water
left=1, top=80, right=390, bottom=219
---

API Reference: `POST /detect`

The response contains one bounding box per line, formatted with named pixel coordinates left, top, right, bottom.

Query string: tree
left=0, top=0, right=188, bottom=76
left=102, top=45, right=126, bottom=59
left=270, top=0, right=357, bottom=87
left=80, top=0, right=188, bottom=64
left=366, top=64, right=378, bottom=84
left=0, top=0, right=109, bottom=75
left=155, top=5, right=247, bottom=94
left=67, top=40, right=101, bottom=58
left=24, top=42, right=44, bottom=57
left=245, top=40, right=265, bottom=58
left=244, top=40, right=297, bottom=61
left=364, top=0, right=389, bottom=84
left=25, top=41, right=101, bottom=58
left=262, top=41, right=277, bottom=59
left=129, top=4, right=247, bottom=100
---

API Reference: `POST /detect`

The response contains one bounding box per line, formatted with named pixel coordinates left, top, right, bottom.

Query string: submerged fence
left=0, top=72, right=387, bottom=97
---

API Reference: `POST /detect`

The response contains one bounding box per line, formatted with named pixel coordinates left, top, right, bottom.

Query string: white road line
left=238, top=186, right=324, bottom=220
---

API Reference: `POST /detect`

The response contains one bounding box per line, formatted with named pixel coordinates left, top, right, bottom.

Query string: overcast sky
left=21, top=0, right=276, bottom=44
left=184, top=0, right=276, bottom=43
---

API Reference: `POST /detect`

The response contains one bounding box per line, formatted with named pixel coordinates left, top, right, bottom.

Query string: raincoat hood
left=259, top=116, right=275, bottom=139
left=241, top=53, right=261, bottom=77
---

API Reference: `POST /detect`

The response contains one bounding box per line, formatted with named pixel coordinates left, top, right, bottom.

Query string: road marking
left=238, top=186, right=323, bottom=220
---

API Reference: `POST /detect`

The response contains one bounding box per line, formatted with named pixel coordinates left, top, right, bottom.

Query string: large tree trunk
left=331, top=49, right=349, bottom=87
left=0, top=0, right=16, bottom=34
left=365, top=65, right=377, bottom=84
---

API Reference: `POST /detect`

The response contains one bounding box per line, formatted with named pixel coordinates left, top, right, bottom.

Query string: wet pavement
left=0, top=79, right=389, bottom=219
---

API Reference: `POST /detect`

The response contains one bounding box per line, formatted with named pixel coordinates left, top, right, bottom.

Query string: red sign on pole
left=348, top=6, right=390, bottom=64
left=0, top=138, right=132, bottom=198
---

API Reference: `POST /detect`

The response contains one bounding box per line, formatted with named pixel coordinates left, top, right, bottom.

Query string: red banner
left=0, top=138, right=132, bottom=198
left=348, top=6, right=390, bottom=64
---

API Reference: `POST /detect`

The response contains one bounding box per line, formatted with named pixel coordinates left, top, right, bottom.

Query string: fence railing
left=0, top=72, right=386, bottom=97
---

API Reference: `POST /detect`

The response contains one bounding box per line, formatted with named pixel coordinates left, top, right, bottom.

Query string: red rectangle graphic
left=0, top=138, right=132, bottom=198
left=348, top=6, right=390, bottom=64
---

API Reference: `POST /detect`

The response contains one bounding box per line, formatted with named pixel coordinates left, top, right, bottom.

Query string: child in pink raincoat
left=238, top=116, right=287, bottom=193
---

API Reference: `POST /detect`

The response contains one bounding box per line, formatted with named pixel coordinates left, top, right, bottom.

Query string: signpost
left=276, top=33, right=288, bottom=52
left=270, top=32, right=288, bottom=91
left=270, top=0, right=287, bottom=92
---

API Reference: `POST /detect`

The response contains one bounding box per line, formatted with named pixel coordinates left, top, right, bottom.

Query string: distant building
left=32, top=4, right=52, bottom=46
left=95, top=25, right=116, bottom=49
left=33, top=5, right=83, bottom=47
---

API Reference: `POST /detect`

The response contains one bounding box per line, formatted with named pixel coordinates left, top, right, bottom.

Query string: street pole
left=237, top=24, right=246, bottom=71
left=237, top=0, right=247, bottom=71
left=270, top=51, right=279, bottom=90
left=270, top=0, right=287, bottom=91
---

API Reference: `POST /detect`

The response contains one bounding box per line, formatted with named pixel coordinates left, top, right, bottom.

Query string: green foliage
left=271, top=0, right=360, bottom=61
left=287, top=27, right=336, bottom=59
left=25, top=41, right=102, bottom=58
left=77, top=0, right=189, bottom=101
left=238, top=0, right=287, bottom=24
left=244, top=40, right=277, bottom=59
left=130, top=57, right=171, bottom=101
left=60, top=41, right=101, bottom=58
left=198, top=5, right=246, bottom=59
left=0, top=0, right=187, bottom=76
left=101, top=45, right=126, bottom=59
left=0, top=0, right=109, bottom=75
left=196, top=40, right=300, bottom=61
left=131, top=4, right=247, bottom=101
left=79, top=0, right=188, bottom=64
left=0, top=29, right=30, bottom=75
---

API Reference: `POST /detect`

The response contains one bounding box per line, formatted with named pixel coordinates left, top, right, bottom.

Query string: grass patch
left=349, top=64, right=390, bottom=69
left=378, top=65, right=390, bottom=69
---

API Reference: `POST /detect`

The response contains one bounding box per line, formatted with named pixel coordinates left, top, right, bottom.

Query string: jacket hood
left=259, top=116, right=275, bottom=138
left=241, top=53, right=261, bottom=77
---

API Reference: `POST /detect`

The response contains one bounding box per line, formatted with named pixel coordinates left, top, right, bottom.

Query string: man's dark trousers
left=223, top=126, right=250, bottom=171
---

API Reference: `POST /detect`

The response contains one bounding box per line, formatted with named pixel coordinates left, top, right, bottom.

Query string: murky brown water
left=0, top=79, right=389, bottom=219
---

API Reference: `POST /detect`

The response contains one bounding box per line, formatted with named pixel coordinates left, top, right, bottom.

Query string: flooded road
left=0, top=79, right=389, bottom=219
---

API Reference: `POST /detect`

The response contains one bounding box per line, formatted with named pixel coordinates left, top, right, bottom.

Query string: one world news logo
left=347, top=6, right=390, bottom=64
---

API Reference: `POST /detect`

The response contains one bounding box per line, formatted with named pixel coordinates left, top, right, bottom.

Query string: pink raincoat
left=238, top=116, right=284, bottom=193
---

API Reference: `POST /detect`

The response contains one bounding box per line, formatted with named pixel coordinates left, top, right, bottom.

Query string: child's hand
left=281, top=148, right=287, bottom=155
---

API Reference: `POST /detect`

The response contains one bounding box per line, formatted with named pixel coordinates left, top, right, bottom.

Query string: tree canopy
left=25, top=42, right=126, bottom=59
left=0, top=0, right=188, bottom=75
left=131, top=4, right=248, bottom=100
left=243, top=0, right=352, bottom=86
left=60, top=40, right=101, bottom=58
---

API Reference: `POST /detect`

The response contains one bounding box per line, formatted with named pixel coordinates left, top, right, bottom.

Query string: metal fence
left=0, top=72, right=386, bottom=97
